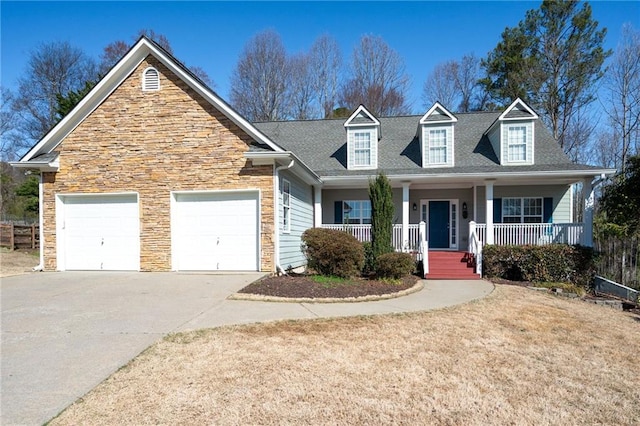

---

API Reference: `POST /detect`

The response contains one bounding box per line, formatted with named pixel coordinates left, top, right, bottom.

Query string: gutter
left=274, top=159, right=295, bottom=275
left=320, top=168, right=617, bottom=183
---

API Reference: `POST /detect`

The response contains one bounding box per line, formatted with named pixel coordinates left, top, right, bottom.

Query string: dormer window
left=344, top=105, right=380, bottom=170
left=420, top=102, right=457, bottom=168
left=507, top=125, right=527, bottom=162
left=428, top=128, right=448, bottom=164
left=485, top=98, right=537, bottom=166
left=353, top=131, right=372, bottom=166
left=142, top=67, right=160, bottom=91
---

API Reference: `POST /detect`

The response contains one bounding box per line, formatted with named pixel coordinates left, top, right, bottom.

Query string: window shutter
left=334, top=201, right=343, bottom=224
left=493, top=198, right=502, bottom=224
left=543, top=197, right=553, bottom=223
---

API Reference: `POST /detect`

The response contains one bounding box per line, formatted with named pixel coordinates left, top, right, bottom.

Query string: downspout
left=274, top=159, right=295, bottom=275
left=33, top=172, right=44, bottom=271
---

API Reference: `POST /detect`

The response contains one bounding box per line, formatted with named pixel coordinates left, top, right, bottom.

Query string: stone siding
left=43, top=56, right=275, bottom=271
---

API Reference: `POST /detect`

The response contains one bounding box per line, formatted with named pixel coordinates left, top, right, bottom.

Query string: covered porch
left=314, top=174, right=600, bottom=276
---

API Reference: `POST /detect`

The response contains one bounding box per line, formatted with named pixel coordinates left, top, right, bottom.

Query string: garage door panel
left=174, top=192, right=258, bottom=271
left=62, top=195, right=140, bottom=271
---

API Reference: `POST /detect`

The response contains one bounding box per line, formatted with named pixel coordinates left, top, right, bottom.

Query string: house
left=12, top=37, right=614, bottom=276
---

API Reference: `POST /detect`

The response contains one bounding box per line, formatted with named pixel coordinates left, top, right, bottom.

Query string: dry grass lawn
left=0, top=247, right=38, bottom=277
left=52, top=285, right=640, bottom=425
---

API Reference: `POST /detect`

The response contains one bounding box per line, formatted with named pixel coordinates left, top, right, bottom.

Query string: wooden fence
left=0, top=223, right=39, bottom=250
left=594, top=235, right=639, bottom=290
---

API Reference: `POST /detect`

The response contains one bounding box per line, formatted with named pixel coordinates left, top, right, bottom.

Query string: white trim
left=320, top=169, right=616, bottom=187
left=55, top=192, right=140, bottom=271
left=38, top=174, right=44, bottom=269
left=499, top=97, right=538, bottom=121
left=313, top=185, right=322, bottom=227
left=344, top=105, right=380, bottom=127
left=485, top=98, right=538, bottom=135
left=18, top=37, right=284, bottom=164
left=244, top=151, right=321, bottom=185
left=419, top=102, right=458, bottom=124
left=11, top=154, right=59, bottom=171
left=170, top=189, right=261, bottom=271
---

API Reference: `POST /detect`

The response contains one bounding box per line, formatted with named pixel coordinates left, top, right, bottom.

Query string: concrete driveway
left=1, top=272, right=493, bottom=425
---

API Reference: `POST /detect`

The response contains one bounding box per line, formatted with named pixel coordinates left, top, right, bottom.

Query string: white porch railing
left=474, top=223, right=585, bottom=246
left=468, top=221, right=482, bottom=276
left=321, top=224, right=420, bottom=252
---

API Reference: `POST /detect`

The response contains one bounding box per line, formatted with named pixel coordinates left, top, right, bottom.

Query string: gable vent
left=142, top=67, right=160, bottom=91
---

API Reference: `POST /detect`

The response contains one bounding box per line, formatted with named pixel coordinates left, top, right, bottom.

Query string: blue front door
left=429, top=201, right=450, bottom=249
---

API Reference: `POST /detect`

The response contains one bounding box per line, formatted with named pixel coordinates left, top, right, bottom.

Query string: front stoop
left=427, top=251, right=480, bottom=280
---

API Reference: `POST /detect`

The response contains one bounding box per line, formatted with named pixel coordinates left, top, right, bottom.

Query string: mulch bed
left=238, top=274, right=421, bottom=299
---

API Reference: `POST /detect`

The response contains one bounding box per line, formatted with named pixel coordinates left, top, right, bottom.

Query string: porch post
left=582, top=178, right=594, bottom=247
left=402, top=182, right=410, bottom=251
left=314, top=185, right=322, bottom=227
left=473, top=184, right=478, bottom=221
left=486, top=181, right=494, bottom=245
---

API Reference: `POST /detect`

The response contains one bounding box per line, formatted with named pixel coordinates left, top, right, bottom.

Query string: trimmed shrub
left=376, top=252, right=415, bottom=279
left=301, top=228, right=364, bottom=278
left=482, top=244, right=596, bottom=289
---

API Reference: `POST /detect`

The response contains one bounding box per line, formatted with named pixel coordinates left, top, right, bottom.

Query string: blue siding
left=279, top=170, right=313, bottom=269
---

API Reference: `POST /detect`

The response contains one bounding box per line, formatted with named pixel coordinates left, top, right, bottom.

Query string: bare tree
left=340, top=35, right=410, bottom=116
left=590, top=129, right=620, bottom=170
left=0, top=88, right=27, bottom=161
left=603, top=23, right=640, bottom=173
left=99, top=40, right=131, bottom=75
left=563, top=108, right=599, bottom=164
left=423, top=54, right=487, bottom=113
left=230, top=30, right=290, bottom=121
left=456, top=54, right=484, bottom=112
left=309, top=35, right=342, bottom=118
left=288, top=53, right=316, bottom=120
left=422, top=60, right=458, bottom=110
left=12, top=41, right=98, bottom=143
left=99, top=30, right=212, bottom=86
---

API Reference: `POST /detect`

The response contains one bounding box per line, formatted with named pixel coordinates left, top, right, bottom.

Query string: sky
left=1, top=1, right=639, bottom=114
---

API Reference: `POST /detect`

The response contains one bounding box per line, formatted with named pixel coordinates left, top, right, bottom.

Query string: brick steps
left=426, top=251, right=480, bottom=280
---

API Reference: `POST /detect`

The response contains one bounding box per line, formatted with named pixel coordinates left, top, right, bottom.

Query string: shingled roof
left=254, top=111, right=602, bottom=178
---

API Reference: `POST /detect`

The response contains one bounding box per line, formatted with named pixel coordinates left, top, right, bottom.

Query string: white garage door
left=61, top=194, right=140, bottom=271
left=173, top=191, right=259, bottom=271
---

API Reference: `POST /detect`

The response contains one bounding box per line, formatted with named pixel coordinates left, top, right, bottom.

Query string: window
left=502, top=197, right=542, bottom=223
left=507, top=126, right=527, bottom=161
left=343, top=200, right=371, bottom=224
left=142, top=67, right=160, bottom=91
left=282, top=179, right=291, bottom=232
left=353, top=132, right=371, bottom=166
left=428, top=129, right=447, bottom=164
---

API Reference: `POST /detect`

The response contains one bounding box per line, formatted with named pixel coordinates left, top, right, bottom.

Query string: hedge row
left=302, top=228, right=415, bottom=279
left=482, top=244, right=596, bottom=288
